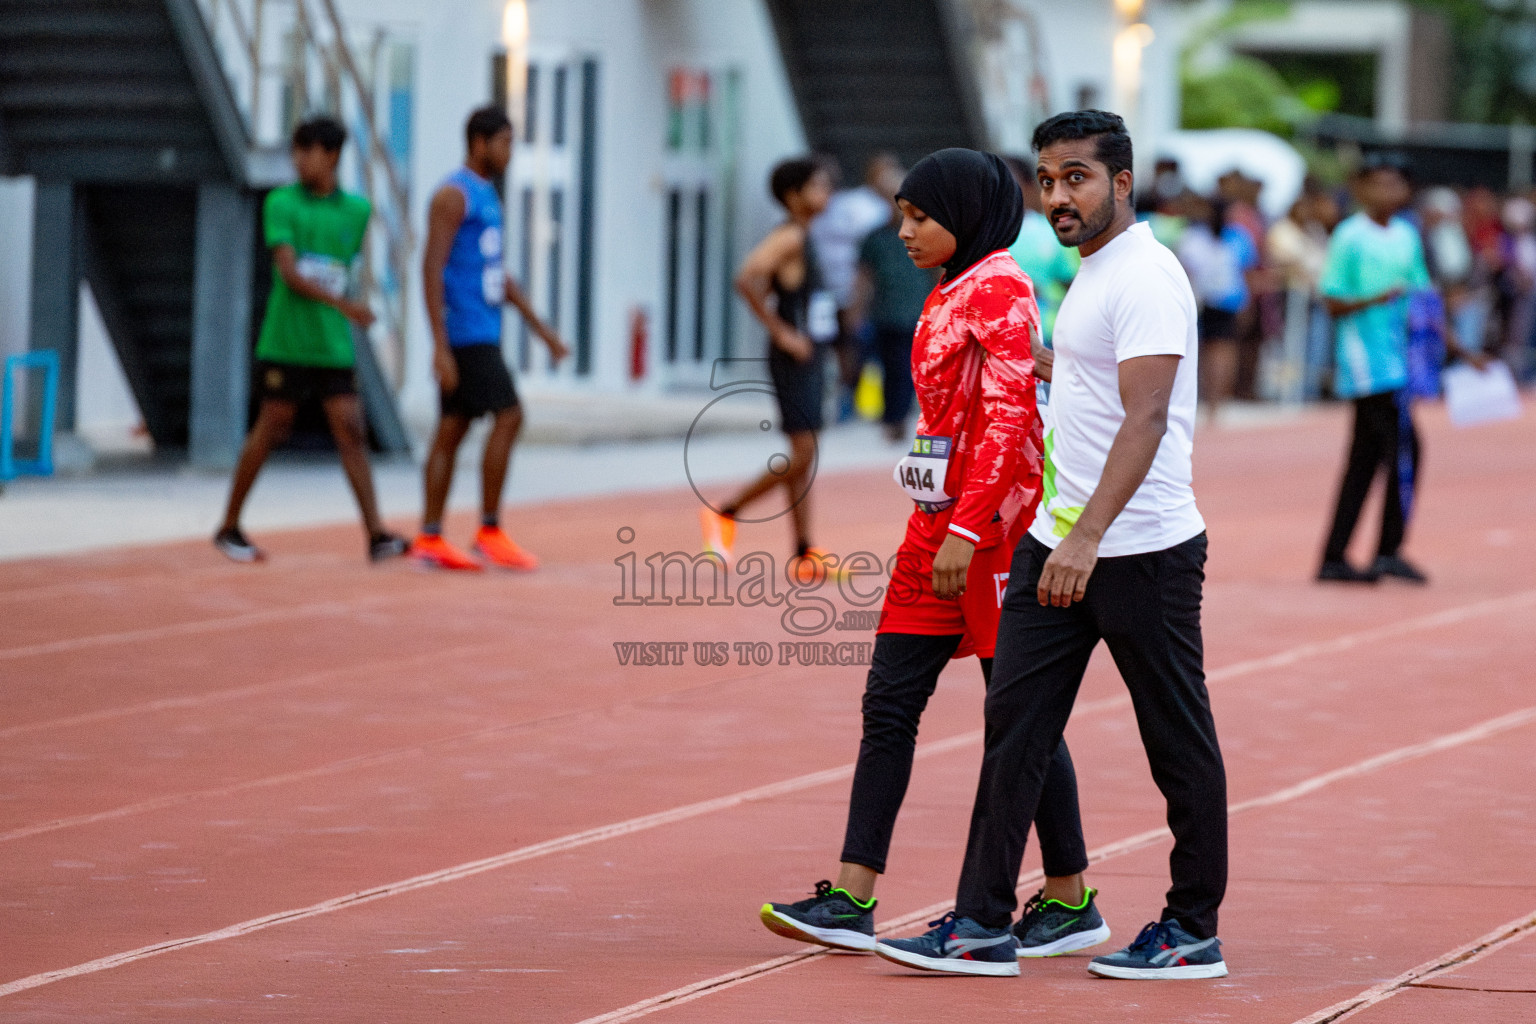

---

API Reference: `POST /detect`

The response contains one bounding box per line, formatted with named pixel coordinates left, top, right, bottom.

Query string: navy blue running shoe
left=1087, top=919, right=1228, bottom=979
left=1012, top=887, right=1112, bottom=957
left=760, top=880, right=876, bottom=951
left=874, top=911, right=1020, bottom=976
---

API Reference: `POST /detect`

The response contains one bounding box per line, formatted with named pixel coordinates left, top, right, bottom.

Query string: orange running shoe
left=474, top=526, right=539, bottom=571
left=411, top=534, right=484, bottom=571
left=795, top=546, right=852, bottom=583
left=699, top=507, right=737, bottom=567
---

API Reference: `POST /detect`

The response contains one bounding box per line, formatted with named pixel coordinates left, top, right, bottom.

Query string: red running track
left=0, top=404, right=1533, bottom=1023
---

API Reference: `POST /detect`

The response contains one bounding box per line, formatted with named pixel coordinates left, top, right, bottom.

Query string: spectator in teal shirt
left=1316, top=154, right=1482, bottom=585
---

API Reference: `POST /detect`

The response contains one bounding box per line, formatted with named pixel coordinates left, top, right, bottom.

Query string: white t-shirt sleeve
left=1110, top=258, right=1193, bottom=363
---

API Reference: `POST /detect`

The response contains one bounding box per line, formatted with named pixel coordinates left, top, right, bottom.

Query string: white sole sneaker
left=1087, top=959, right=1228, bottom=980
left=213, top=538, right=263, bottom=563
left=1017, top=922, right=1112, bottom=958
left=874, top=942, right=1020, bottom=977
left=759, top=906, right=875, bottom=952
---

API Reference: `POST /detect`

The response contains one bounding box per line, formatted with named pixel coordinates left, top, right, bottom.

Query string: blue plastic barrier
left=1, top=350, right=60, bottom=481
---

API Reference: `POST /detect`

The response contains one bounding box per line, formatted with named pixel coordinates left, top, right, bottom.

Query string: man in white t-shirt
left=877, top=112, right=1230, bottom=982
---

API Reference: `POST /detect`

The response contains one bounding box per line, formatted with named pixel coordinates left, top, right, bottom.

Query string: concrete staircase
left=762, top=0, right=985, bottom=179
left=0, top=0, right=409, bottom=466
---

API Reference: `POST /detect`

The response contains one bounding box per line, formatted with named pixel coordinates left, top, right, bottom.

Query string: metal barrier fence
left=1, top=351, right=60, bottom=482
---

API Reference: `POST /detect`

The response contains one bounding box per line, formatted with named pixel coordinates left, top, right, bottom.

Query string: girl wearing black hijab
left=761, top=150, right=1106, bottom=972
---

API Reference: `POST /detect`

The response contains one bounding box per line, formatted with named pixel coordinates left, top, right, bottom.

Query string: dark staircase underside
left=0, top=0, right=407, bottom=462
left=763, top=0, right=984, bottom=179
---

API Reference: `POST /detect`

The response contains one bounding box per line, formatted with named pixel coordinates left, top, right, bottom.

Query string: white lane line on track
left=4, top=704, right=1532, bottom=1005
left=0, top=726, right=979, bottom=1000
left=7, top=585, right=1530, bottom=842
left=0, top=598, right=399, bottom=662
left=0, top=553, right=352, bottom=605
left=0, top=640, right=509, bottom=741
left=0, top=665, right=796, bottom=844
left=567, top=705, right=1536, bottom=1024
left=1203, top=586, right=1536, bottom=686
left=1290, top=907, right=1536, bottom=1023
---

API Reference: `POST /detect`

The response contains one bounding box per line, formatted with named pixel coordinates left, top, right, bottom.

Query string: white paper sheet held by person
left=1442, top=361, right=1523, bottom=428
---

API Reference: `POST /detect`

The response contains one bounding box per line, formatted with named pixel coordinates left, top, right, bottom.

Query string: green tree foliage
left=1184, top=0, right=1536, bottom=128
left=1179, top=2, right=1330, bottom=134
left=1181, top=53, right=1321, bottom=134
left=1411, top=0, right=1536, bottom=124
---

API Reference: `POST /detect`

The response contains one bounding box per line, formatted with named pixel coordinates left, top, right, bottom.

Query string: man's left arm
left=1036, top=354, right=1178, bottom=607
left=504, top=276, right=570, bottom=364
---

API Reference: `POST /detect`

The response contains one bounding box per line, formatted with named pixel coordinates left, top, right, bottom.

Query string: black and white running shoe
left=1013, top=887, right=1112, bottom=957
left=760, top=880, right=877, bottom=952
left=368, top=532, right=410, bottom=562
left=213, top=527, right=265, bottom=563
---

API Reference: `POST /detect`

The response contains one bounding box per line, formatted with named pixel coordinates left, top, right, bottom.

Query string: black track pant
left=840, top=631, right=1089, bottom=880
left=955, top=533, right=1227, bottom=938
left=1323, top=390, right=1419, bottom=564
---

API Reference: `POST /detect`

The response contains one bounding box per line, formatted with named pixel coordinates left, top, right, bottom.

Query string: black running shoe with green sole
left=760, top=880, right=876, bottom=951
left=1012, top=886, right=1112, bottom=957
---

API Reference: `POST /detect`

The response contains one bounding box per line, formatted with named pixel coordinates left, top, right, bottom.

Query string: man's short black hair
left=1356, top=149, right=1413, bottom=182
left=769, top=157, right=824, bottom=206
left=1031, top=109, right=1134, bottom=178
left=466, top=104, right=513, bottom=148
left=292, top=115, right=347, bottom=153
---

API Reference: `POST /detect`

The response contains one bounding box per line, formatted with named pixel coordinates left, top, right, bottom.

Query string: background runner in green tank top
left=255, top=183, right=372, bottom=368
left=214, top=116, right=406, bottom=566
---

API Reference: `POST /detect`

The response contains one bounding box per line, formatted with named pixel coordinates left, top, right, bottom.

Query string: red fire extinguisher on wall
left=629, top=306, right=648, bottom=382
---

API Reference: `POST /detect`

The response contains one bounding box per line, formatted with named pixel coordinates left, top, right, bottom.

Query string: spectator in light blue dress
left=1177, top=192, right=1256, bottom=422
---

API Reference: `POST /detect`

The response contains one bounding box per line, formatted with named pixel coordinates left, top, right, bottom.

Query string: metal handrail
left=955, top=0, right=1053, bottom=151
left=193, top=0, right=415, bottom=386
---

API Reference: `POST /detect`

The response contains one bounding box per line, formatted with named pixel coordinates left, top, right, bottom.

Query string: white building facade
left=1, top=0, right=1220, bottom=450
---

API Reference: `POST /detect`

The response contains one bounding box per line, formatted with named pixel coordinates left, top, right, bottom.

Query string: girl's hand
left=932, top=533, right=976, bottom=601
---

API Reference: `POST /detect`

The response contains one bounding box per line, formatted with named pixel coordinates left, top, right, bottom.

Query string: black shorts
left=769, top=343, right=826, bottom=435
left=1197, top=307, right=1238, bottom=342
left=257, top=360, right=356, bottom=404
left=440, top=343, right=519, bottom=419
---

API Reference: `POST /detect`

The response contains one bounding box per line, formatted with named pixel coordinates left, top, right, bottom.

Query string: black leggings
left=1323, top=390, right=1419, bottom=563
left=840, top=632, right=1090, bottom=880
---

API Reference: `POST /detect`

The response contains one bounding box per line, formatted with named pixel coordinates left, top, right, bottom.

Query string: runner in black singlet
left=699, top=157, right=840, bottom=569
left=768, top=233, right=831, bottom=436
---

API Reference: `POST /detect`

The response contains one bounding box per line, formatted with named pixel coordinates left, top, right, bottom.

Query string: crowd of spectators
left=808, top=149, right=1533, bottom=444
left=1143, top=159, right=1534, bottom=423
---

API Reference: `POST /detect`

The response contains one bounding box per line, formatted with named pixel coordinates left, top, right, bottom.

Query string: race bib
left=295, top=254, right=348, bottom=299
left=807, top=290, right=839, bottom=343
left=482, top=265, right=506, bottom=306
left=893, top=434, right=954, bottom=512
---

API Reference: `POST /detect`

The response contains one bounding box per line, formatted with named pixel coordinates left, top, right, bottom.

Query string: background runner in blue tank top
left=442, top=165, right=506, bottom=346
left=413, top=105, right=569, bottom=572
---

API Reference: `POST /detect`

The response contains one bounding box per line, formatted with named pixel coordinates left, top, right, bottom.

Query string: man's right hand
left=773, top=325, right=815, bottom=363
left=339, top=298, right=376, bottom=328
left=433, top=348, right=459, bottom=393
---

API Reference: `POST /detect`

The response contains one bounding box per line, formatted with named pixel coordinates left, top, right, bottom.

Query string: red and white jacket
left=904, top=250, right=1045, bottom=553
